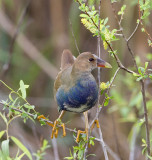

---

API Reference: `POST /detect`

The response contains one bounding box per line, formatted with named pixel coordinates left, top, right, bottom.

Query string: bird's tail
left=61, top=49, right=75, bottom=70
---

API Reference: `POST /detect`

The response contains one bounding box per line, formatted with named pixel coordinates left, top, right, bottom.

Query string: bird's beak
left=97, top=58, right=112, bottom=68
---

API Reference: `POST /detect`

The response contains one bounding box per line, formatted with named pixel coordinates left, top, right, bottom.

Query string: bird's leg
left=76, top=111, right=89, bottom=143
left=37, top=111, right=66, bottom=139
left=51, top=110, right=66, bottom=139
left=84, top=111, right=89, bottom=140
left=91, top=119, right=100, bottom=131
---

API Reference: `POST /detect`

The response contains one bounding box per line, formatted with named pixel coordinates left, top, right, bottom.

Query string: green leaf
left=0, top=112, right=7, bottom=124
left=136, top=76, right=143, bottom=81
left=64, top=157, right=74, bottom=160
left=19, top=80, right=26, bottom=99
left=104, top=98, right=109, bottom=106
left=138, top=67, right=145, bottom=75
left=145, top=62, right=149, bottom=70
left=133, top=72, right=139, bottom=77
left=11, top=136, right=32, bottom=160
left=1, top=139, right=9, bottom=157
left=0, top=131, right=5, bottom=139
left=147, top=155, right=152, bottom=160
left=9, top=92, right=14, bottom=102
left=142, top=138, right=146, bottom=144
left=24, top=104, right=35, bottom=110
left=80, top=14, right=89, bottom=19
left=104, top=17, right=108, bottom=25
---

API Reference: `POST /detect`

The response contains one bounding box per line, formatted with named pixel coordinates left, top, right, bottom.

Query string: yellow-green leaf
left=19, top=80, right=26, bottom=99
left=11, top=136, right=32, bottom=160
left=0, top=131, right=5, bottom=139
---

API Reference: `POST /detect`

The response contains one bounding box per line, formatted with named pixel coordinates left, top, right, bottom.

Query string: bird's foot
left=76, top=130, right=87, bottom=143
left=37, top=115, right=54, bottom=127
left=91, top=119, right=100, bottom=131
left=51, top=118, right=66, bottom=139
left=37, top=115, right=66, bottom=139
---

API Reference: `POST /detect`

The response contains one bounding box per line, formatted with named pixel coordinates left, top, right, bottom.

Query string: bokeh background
left=0, top=0, right=152, bottom=159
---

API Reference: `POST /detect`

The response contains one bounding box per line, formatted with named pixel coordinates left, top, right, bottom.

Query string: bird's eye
left=89, top=58, right=94, bottom=62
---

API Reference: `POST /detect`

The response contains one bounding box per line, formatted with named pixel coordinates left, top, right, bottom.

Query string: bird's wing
left=54, top=50, right=75, bottom=98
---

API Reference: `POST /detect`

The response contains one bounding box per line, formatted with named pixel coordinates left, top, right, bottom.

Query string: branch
left=69, top=19, right=80, bottom=55
left=97, top=119, right=109, bottom=160
left=52, top=138, right=60, bottom=160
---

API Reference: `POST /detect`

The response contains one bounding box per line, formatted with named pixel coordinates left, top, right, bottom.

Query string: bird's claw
left=51, top=119, right=66, bottom=139
left=76, top=130, right=87, bottom=143
left=91, top=119, right=100, bottom=131
left=37, top=115, right=66, bottom=139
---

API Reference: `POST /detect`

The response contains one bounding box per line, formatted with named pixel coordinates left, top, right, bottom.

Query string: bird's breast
left=56, top=75, right=98, bottom=113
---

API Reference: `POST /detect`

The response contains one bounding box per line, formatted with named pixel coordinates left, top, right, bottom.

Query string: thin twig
left=97, top=0, right=108, bottom=159
left=69, top=19, right=80, bottom=55
left=97, top=121, right=109, bottom=160
left=127, top=22, right=140, bottom=41
left=110, top=1, right=138, bottom=70
left=94, top=136, right=120, bottom=160
left=52, top=138, right=60, bottom=160
left=129, top=126, right=138, bottom=160
left=141, top=80, right=150, bottom=158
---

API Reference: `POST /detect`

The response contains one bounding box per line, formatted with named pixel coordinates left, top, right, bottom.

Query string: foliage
left=33, top=139, right=50, bottom=160
left=76, top=0, right=118, bottom=50
left=0, top=80, right=51, bottom=159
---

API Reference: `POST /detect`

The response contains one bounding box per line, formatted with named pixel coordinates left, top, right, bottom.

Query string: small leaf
left=142, top=138, right=146, bottom=144
left=104, top=98, right=109, bottom=106
left=0, top=130, right=5, bottom=139
left=19, top=80, right=26, bottom=99
left=0, top=112, right=7, bottom=124
left=24, top=104, right=35, bottom=110
left=136, top=77, right=143, bottom=81
left=9, top=92, right=14, bottom=102
left=133, top=72, right=139, bottom=77
left=11, top=136, right=32, bottom=160
left=64, top=157, right=74, bottom=160
left=1, top=139, right=9, bottom=157
left=145, top=62, right=148, bottom=70
left=104, top=17, right=108, bottom=25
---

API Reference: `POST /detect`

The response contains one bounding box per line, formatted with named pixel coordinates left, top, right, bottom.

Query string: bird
left=38, top=49, right=112, bottom=142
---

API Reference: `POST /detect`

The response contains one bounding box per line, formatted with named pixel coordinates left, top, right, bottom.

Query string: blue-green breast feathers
left=56, top=75, right=98, bottom=113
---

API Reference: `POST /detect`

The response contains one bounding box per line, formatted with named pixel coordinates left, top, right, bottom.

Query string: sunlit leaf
left=19, top=80, right=26, bottom=99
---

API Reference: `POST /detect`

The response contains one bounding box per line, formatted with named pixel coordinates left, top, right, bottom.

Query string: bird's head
left=73, top=52, right=112, bottom=73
